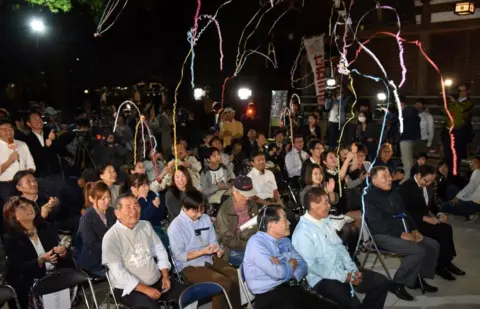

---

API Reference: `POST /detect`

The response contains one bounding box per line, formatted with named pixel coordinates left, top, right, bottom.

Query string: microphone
left=7, top=138, right=19, bottom=163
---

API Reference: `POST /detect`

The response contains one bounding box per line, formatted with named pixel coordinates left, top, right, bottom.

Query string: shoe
left=436, top=267, right=456, bottom=281
left=410, top=278, right=438, bottom=293
left=446, top=263, right=466, bottom=276
left=389, top=284, right=414, bottom=301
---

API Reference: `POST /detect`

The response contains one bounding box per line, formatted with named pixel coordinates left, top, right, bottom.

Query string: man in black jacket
left=364, top=166, right=440, bottom=301
left=396, top=165, right=465, bottom=281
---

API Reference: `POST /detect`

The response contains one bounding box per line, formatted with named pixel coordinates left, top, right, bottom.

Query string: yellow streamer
left=172, top=48, right=194, bottom=170
left=133, top=120, right=141, bottom=165
left=336, top=75, right=357, bottom=198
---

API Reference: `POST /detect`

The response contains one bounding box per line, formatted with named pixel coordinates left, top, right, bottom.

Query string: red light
left=247, top=108, right=254, bottom=115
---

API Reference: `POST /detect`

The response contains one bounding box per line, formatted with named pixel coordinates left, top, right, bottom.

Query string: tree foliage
left=24, top=0, right=104, bottom=15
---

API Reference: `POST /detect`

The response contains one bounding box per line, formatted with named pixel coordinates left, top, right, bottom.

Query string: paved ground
left=362, top=215, right=480, bottom=309
left=5, top=215, right=477, bottom=309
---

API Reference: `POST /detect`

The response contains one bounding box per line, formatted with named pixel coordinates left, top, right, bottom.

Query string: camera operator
left=57, top=118, right=95, bottom=177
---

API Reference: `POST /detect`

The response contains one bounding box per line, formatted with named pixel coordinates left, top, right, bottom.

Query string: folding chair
left=179, top=282, right=233, bottom=309
left=104, top=265, right=173, bottom=309
left=168, top=246, right=187, bottom=284
left=31, top=268, right=99, bottom=309
left=0, top=285, right=21, bottom=309
left=361, top=218, right=425, bottom=294
left=238, top=265, right=254, bottom=308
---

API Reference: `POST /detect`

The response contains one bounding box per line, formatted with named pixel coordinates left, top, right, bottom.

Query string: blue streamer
left=349, top=69, right=392, bottom=291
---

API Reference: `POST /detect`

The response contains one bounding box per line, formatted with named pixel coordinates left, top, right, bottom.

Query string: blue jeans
left=228, top=250, right=245, bottom=266
left=442, top=200, right=479, bottom=217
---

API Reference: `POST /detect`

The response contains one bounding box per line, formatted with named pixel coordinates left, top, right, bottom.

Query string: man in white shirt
left=285, top=134, right=309, bottom=179
left=416, top=99, right=435, bottom=152
left=456, top=157, right=480, bottom=203
left=102, top=194, right=188, bottom=309
left=0, top=119, right=35, bottom=182
left=247, top=151, right=281, bottom=203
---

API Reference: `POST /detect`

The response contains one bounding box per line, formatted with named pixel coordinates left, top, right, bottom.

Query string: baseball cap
left=233, top=175, right=257, bottom=198
left=44, top=107, right=59, bottom=116
left=224, top=107, right=235, bottom=114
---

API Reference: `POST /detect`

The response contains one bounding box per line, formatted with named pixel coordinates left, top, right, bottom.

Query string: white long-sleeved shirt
left=285, top=149, right=309, bottom=178
left=0, top=139, right=36, bottom=181
left=102, top=221, right=171, bottom=296
left=457, top=169, right=480, bottom=202
left=418, top=110, right=434, bottom=147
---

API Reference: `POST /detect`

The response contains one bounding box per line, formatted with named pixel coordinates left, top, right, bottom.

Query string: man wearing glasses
left=397, top=165, right=465, bottom=281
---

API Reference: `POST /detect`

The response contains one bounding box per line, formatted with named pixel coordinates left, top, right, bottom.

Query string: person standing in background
left=442, top=83, right=473, bottom=172
left=397, top=95, right=421, bottom=181
left=416, top=99, right=435, bottom=153
left=220, top=108, right=244, bottom=147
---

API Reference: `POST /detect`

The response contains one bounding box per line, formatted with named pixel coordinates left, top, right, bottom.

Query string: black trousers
left=419, top=222, right=456, bottom=268
left=327, top=121, right=340, bottom=148
left=114, top=278, right=188, bottom=309
left=255, top=284, right=337, bottom=309
left=313, top=269, right=390, bottom=309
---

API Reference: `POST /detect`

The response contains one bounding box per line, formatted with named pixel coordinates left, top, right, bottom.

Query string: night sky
left=1, top=0, right=412, bottom=114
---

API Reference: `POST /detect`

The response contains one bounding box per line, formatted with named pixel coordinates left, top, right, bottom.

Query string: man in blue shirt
left=243, top=204, right=336, bottom=309
left=168, top=189, right=241, bottom=309
left=293, top=187, right=390, bottom=309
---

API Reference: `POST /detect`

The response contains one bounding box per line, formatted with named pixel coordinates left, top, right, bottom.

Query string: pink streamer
left=199, top=15, right=224, bottom=71
left=191, top=0, right=202, bottom=38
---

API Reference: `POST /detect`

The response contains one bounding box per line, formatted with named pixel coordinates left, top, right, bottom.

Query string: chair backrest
left=179, top=282, right=233, bottom=309
left=103, top=265, right=120, bottom=309
left=168, top=246, right=186, bottom=284
left=238, top=265, right=254, bottom=306
left=0, top=285, right=19, bottom=307
left=31, top=268, right=91, bottom=297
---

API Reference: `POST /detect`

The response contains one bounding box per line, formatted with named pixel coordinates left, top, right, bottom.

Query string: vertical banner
left=269, top=90, right=288, bottom=127
left=304, top=34, right=326, bottom=106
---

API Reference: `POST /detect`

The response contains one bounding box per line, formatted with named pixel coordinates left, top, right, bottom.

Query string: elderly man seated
left=293, top=187, right=390, bottom=309
left=243, top=204, right=336, bottom=309
left=168, top=189, right=241, bottom=309
left=102, top=194, right=188, bottom=309
left=364, top=166, right=440, bottom=301
left=215, top=175, right=259, bottom=266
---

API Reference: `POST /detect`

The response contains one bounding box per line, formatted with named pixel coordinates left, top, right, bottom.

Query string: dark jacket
left=215, top=197, right=259, bottom=260
left=364, top=185, right=417, bottom=237
left=138, top=191, right=166, bottom=226
left=300, top=125, right=321, bottom=142
left=25, top=129, right=62, bottom=177
left=165, top=189, right=188, bottom=219
left=4, top=221, right=74, bottom=309
left=396, top=178, right=439, bottom=229
left=77, top=207, right=116, bottom=272
left=399, top=106, right=421, bottom=141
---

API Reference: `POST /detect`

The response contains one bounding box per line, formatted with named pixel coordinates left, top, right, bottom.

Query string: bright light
left=238, top=88, right=252, bottom=100
left=194, top=88, right=206, bottom=100
left=377, top=92, right=387, bottom=101
left=30, top=18, right=45, bottom=33
left=443, top=79, right=453, bottom=87
left=84, top=89, right=89, bottom=94
left=326, top=78, right=336, bottom=87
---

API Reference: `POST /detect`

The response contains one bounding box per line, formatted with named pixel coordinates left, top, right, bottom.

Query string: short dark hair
left=250, top=150, right=265, bottom=161
left=128, top=173, right=149, bottom=188
left=416, top=98, right=426, bottom=105
left=257, top=204, right=284, bottom=232
left=13, top=170, right=36, bottom=188
left=370, top=166, right=389, bottom=179
left=303, top=164, right=323, bottom=186
left=0, top=117, right=13, bottom=127
left=114, top=193, right=136, bottom=210
left=415, top=152, right=428, bottom=160
left=207, top=147, right=220, bottom=159
left=293, top=134, right=303, bottom=142
left=399, top=94, right=407, bottom=104
left=231, top=138, right=242, bottom=147
left=25, top=111, right=42, bottom=123
left=76, top=118, right=90, bottom=128
left=416, top=165, right=436, bottom=177
left=304, top=187, right=328, bottom=211
left=209, top=137, right=222, bottom=146
left=308, top=139, right=323, bottom=152
left=355, top=144, right=367, bottom=155
left=320, top=150, right=336, bottom=166
left=182, top=189, right=205, bottom=211
left=274, top=129, right=284, bottom=137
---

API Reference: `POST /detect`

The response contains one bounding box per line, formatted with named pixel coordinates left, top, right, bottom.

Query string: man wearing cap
left=220, top=107, right=244, bottom=147
left=215, top=175, right=260, bottom=266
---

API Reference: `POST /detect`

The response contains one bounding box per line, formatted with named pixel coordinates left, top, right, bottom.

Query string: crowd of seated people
left=0, top=99, right=478, bottom=309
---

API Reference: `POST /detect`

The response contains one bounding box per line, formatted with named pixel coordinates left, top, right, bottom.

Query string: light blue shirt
left=292, top=213, right=357, bottom=287
left=167, top=211, right=218, bottom=271
left=243, top=232, right=307, bottom=294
